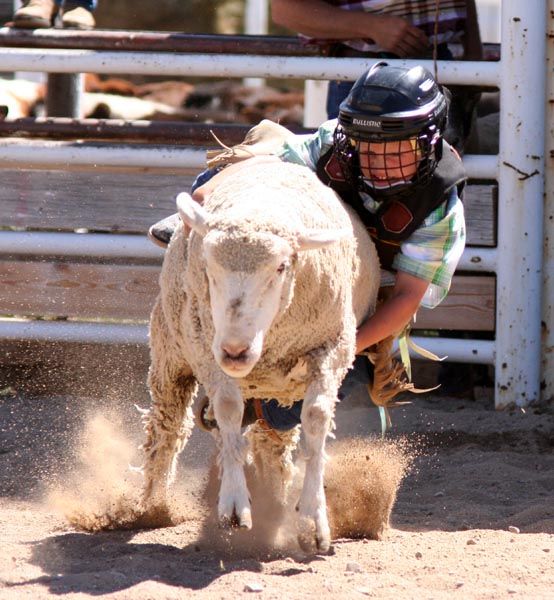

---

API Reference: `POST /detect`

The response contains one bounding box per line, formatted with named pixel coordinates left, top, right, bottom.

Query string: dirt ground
left=0, top=384, right=552, bottom=600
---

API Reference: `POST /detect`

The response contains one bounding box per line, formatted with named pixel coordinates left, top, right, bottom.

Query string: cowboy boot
left=61, top=4, right=95, bottom=29
left=13, top=0, right=57, bottom=28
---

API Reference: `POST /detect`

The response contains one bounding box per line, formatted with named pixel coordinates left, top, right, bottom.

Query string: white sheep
left=140, top=160, right=380, bottom=553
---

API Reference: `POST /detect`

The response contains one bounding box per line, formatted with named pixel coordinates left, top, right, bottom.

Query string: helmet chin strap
left=432, top=0, right=440, bottom=81
left=363, top=177, right=412, bottom=192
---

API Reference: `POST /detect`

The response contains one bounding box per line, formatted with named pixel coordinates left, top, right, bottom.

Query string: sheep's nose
left=222, top=343, right=249, bottom=360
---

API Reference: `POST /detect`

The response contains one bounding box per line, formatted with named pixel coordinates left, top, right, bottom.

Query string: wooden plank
left=464, top=184, right=497, bottom=247
left=0, top=168, right=497, bottom=247
left=0, top=168, right=195, bottom=234
left=0, top=259, right=496, bottom=331
left=0, top=260, right=159, bottom=321
left=415, top=275, right=496, bottom=332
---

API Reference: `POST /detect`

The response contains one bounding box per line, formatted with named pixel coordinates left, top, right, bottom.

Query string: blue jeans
left=259, top=356, right=375, bottom=431
left=190, top=166, right=222, bottom=193
left=55, top=1, right=97, bottom=9
left=326, top=80, right=355, bottom=120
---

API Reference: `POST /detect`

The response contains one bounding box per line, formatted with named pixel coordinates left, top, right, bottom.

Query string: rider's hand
left=366, top=15, right=430, bottom=57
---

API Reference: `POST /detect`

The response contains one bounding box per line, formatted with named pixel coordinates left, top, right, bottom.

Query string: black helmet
left=335, top=62, right=448, bottom=198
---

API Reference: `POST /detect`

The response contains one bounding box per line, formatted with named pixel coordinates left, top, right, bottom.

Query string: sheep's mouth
left=219, top=354, right=257, bottom=378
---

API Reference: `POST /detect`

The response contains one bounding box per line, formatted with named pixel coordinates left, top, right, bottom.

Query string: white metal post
left=496, top=0, right=547, bottom=407
left=243, top=0, right=268, bottom=88
left=542, top=0, right=554, bottom=401
left=304, top=79, right=329, bottom=127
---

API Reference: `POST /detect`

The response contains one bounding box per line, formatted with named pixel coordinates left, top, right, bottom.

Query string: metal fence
left=0, top=0, right=551, bottom=408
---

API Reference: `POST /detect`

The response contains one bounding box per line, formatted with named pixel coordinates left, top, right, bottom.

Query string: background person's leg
left=12, top=0, right=57, bottom=28
left=326, top=80, right=355, bottom=120
left=61, top=0, right=96, bottom=28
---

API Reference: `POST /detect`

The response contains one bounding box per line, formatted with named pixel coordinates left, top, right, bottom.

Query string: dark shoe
left=148, top=212, right=180, bottom=248
left=195, top=397, right=258, bottom=432
left=259, top=398, right=303, bottom=431
left=13, top=0, right=56, bottom=28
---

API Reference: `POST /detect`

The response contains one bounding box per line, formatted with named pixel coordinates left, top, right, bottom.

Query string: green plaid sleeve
left=393, top=188, right=466, bottom=308
left=277, top=119, right=337, bottom=169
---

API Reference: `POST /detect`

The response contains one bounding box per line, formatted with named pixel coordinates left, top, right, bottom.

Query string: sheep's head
left=177, top=192, right=348, bottom=378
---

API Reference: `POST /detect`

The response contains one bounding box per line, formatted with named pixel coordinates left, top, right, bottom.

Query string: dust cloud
left=46, top=410, right=196, bottom=532
left=44, top=407, right=414, bottom=554
left=325, top=436, right=413, bottom=540
left=196, top=433, right=415, bottom=556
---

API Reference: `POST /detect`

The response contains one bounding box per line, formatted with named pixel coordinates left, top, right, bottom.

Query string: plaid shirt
left=277, top=119, right=466, bottom=309
left=305, top=0, right=468, bottom=54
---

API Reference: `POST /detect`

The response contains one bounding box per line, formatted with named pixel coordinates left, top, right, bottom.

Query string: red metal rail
left=0, top=30, right=321, bottom=55
left=0, top=29, right=500, bottom=60
left=0, top=117, right=311, bottom=144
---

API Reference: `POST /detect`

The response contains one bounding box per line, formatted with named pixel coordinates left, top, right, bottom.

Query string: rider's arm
left=355, top=272, right=428, bottom=352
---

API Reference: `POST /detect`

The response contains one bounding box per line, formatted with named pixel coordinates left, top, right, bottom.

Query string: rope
left=433, top=0, right=441, bottom=81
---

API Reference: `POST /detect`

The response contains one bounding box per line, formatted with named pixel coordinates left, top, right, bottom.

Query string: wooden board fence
left=0, top=167, right=496, bottom=334
left=0, top=169, right=496, bottom=245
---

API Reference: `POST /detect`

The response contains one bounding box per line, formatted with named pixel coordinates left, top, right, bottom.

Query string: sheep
left=140, top=160, right=380, bottom=553
left=0, top=78, right=45, bottom=119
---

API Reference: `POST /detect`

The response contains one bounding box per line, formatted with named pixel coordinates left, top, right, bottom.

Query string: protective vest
left=315, top=140, right=467, bottom=270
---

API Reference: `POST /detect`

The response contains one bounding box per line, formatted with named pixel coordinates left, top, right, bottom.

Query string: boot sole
left=12, top=16, right=52, bottom=28
left=62, top=21, right=95, bottom=29
left=147, top=228, right=170, bottom=249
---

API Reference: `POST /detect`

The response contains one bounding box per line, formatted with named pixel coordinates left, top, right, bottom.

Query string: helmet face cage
left=335, top=126, right=440, bottom=198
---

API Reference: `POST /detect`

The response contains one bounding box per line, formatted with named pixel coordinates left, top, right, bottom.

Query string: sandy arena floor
left=0, top=387, right=552, bottom=600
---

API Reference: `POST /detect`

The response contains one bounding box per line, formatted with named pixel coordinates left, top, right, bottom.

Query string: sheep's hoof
left=219, top=507, right=252, bottom=530
left=297, top=516, right=331, bottom=554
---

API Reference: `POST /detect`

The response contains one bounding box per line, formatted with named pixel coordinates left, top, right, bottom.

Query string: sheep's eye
left=277, top=262, right=286, bottom=274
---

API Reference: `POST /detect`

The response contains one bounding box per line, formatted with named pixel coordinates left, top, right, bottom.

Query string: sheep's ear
left=296, top=228, right=351, bottom=251
left=176, top=192, right=209, bottom=237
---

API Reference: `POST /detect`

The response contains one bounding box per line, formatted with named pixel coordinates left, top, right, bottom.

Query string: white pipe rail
left=0, top=138, right=207, bottom=171
left=461, top=155, right=498, bottom=180
left=458, top=247, right=497, bottom=273
left=495, top=0, right=546, bottom=407
left=394, top=336, right=495, bottom=365
left=0, top=319, right=148, bottom=345
left=0, top=318, right=495, bottom=364
left=0, top=48, right=501, bottom=87
left=0, top=231, right=164, bottom=261
left=0, top=230, right=497, bottom=272
left=0, top=138, right=497, bottom=179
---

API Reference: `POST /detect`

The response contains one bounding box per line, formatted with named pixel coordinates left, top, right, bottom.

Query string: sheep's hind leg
left=297, top=382, right=336, bottom=554
left=247, top=421, right=300, bottom=506
left=140, top=370, right=197, bottom=511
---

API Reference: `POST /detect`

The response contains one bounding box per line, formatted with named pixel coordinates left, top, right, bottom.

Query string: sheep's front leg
left=297, top=380, right=337, bottom=554
left=141, top=369, right=196, bottom=510
left=141, top=301, right=196, bottom=511
left=210, top=381, right=252, bottom=529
